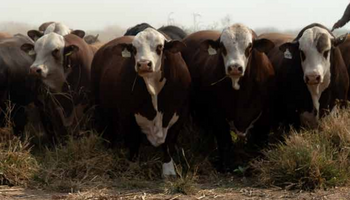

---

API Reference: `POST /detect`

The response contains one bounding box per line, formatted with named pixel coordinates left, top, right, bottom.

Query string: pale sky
left=2, top=0, right=350, bottom=31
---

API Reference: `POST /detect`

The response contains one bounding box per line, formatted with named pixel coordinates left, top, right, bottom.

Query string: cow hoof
left=162, top=159, right=177, bottom=178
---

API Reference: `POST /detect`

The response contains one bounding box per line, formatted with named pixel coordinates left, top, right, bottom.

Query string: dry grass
left=34, top=132, right=115, bottom=192
left=252, top=107, right=350, bottom=190
left=0, top=101, right=39, bottom=187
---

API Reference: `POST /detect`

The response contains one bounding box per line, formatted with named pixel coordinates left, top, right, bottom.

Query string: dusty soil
left=1, top=183, right=350, bottom=200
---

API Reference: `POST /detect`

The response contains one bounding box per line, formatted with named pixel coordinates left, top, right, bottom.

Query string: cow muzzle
left=305, top=74, right=321, bottom=85
left=29, top=66, right=43, bottom=76
left=136, top=60, right=153, bottom=75
left=227, top=64, right=244, bottom=77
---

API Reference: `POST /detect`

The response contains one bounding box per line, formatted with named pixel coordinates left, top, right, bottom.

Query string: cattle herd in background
left=0, top=19, right=349, bottom=177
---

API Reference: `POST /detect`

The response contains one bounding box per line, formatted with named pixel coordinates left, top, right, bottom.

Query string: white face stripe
left=220, top=24, right=253, bottom=90
left=298, top=27, right=333, bottom=113
left=132, top=28, right=167, bottom=75
left=31, top=33, right=67, bottom=91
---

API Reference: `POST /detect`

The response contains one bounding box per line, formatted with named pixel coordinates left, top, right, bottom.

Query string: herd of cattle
left=0, top=20, right=350, bottom=177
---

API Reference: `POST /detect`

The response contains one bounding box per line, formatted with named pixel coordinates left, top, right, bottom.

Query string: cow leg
left=13, top=105, right=27, bottom=136
left=125, top=119, right=142, bottom=161
left=213, top=119, right=233, bottom=172
left=161, top=125, right=180, bottom=178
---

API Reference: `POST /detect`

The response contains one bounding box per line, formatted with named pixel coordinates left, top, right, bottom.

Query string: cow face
left=117, top=28, right=185, bottom=78
left=21, top=33, right=79, bottom=91
left=280, top=26, right=347, bottom=115
left=201, top=24, right=274, bottom=90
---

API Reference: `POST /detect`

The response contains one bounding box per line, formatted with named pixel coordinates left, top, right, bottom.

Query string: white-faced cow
left=181, top=24, right=275, bottom=171
left=21, top=31, right=95, bottom=139
left=92, top=28, right=191, bottom=177
left=261, top=23, right=349, bottom=129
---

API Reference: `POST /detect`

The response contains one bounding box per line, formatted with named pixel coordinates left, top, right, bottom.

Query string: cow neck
left=307, top=69, right=331, bottom=118
left=142, top=69, right=166, bottom=110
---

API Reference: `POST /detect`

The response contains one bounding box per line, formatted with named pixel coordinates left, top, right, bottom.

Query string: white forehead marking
left=220, top=24, right=253, bottom=47
left=35, top=33, right=65, bottom=53
left=298, top=27, right=333, bottom=51
left=44, top=22, right=71, bottom=36
left=132, top=28, right=167, bottom=47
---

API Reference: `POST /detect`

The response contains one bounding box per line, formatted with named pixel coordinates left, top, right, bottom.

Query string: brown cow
left=182, top=24, right=275, bottom=171
left=338, top=35, right=350, bottom=99
left=92, top=28, right=191, bottom=177
left=21, top=31, right=95, bottom=139
left=261, top=23, right=349, bottom=129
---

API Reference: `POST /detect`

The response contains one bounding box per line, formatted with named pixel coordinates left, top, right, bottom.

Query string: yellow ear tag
left=208, top=45, right=217, bottom=55
left=65, top=51, right=73, bottom=57
left=121, top=48, right=131, bottom=58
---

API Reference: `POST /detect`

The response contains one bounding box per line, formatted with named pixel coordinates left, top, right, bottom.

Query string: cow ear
left=279, top=42, right=299, bottom=59
left=27, top=30, right=44, bottom=42
left=200, top=39, right=220, bottom=55
left=71, top=30, right=85, bottom=38
left=20, top=43, right=36, bottom=56
left=332, top=33, right=348, bottom=47
left=253, top=38, right=275, bottom=54
left=64, top=45, right=79, bottom=57
left=113, top=43, right=135, bottom=58
left=164, top=40, right=186, bottom=53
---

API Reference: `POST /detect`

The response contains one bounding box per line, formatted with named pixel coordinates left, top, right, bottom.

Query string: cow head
left=201, top=24, right=274, bottom=90
left=280, top=25, right=347, bottom=113
left=20, top=32, right=79, bottom=92
left=116, top=28, right=185, bottom=78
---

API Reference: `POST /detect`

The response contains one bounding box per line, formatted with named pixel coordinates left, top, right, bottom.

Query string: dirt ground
left=1, top=183, right=350, bottom=200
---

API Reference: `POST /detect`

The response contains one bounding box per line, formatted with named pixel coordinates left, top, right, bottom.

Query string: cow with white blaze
left=21, top=31, right=95, bottom=139
left=182, top=24, right=275, bottom=171
left=261, top=23, right=349, bottom=129
left=92, top=28, right=191, bottom=177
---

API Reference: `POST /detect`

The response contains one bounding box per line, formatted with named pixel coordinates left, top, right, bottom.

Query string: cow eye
left=323, top=50, right=330, bottom=58
left=220, top=43, right=227, bottom=56
left=247, top=43, right=252, bottom=49
left=245, top=43, right=253, bottom=57
left=156, top=44, right=163, bottom=55
left=300, top=50, right=306, bottom=61
left=52, top=49, right=60, bottom=59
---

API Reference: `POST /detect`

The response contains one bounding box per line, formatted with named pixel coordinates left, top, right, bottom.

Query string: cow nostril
left=36, top=68, right=42, bottom=74
left=316, top=76, right=321, bottom=82
left=137, top=63, right=141, bottom=68
left=305, top=76, right=310, bottom=83
left=238, top=66, right=243, bottom=73
left=228, top=67, right=232, bottom=72
left=147, top=61, right=152, bottom=67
